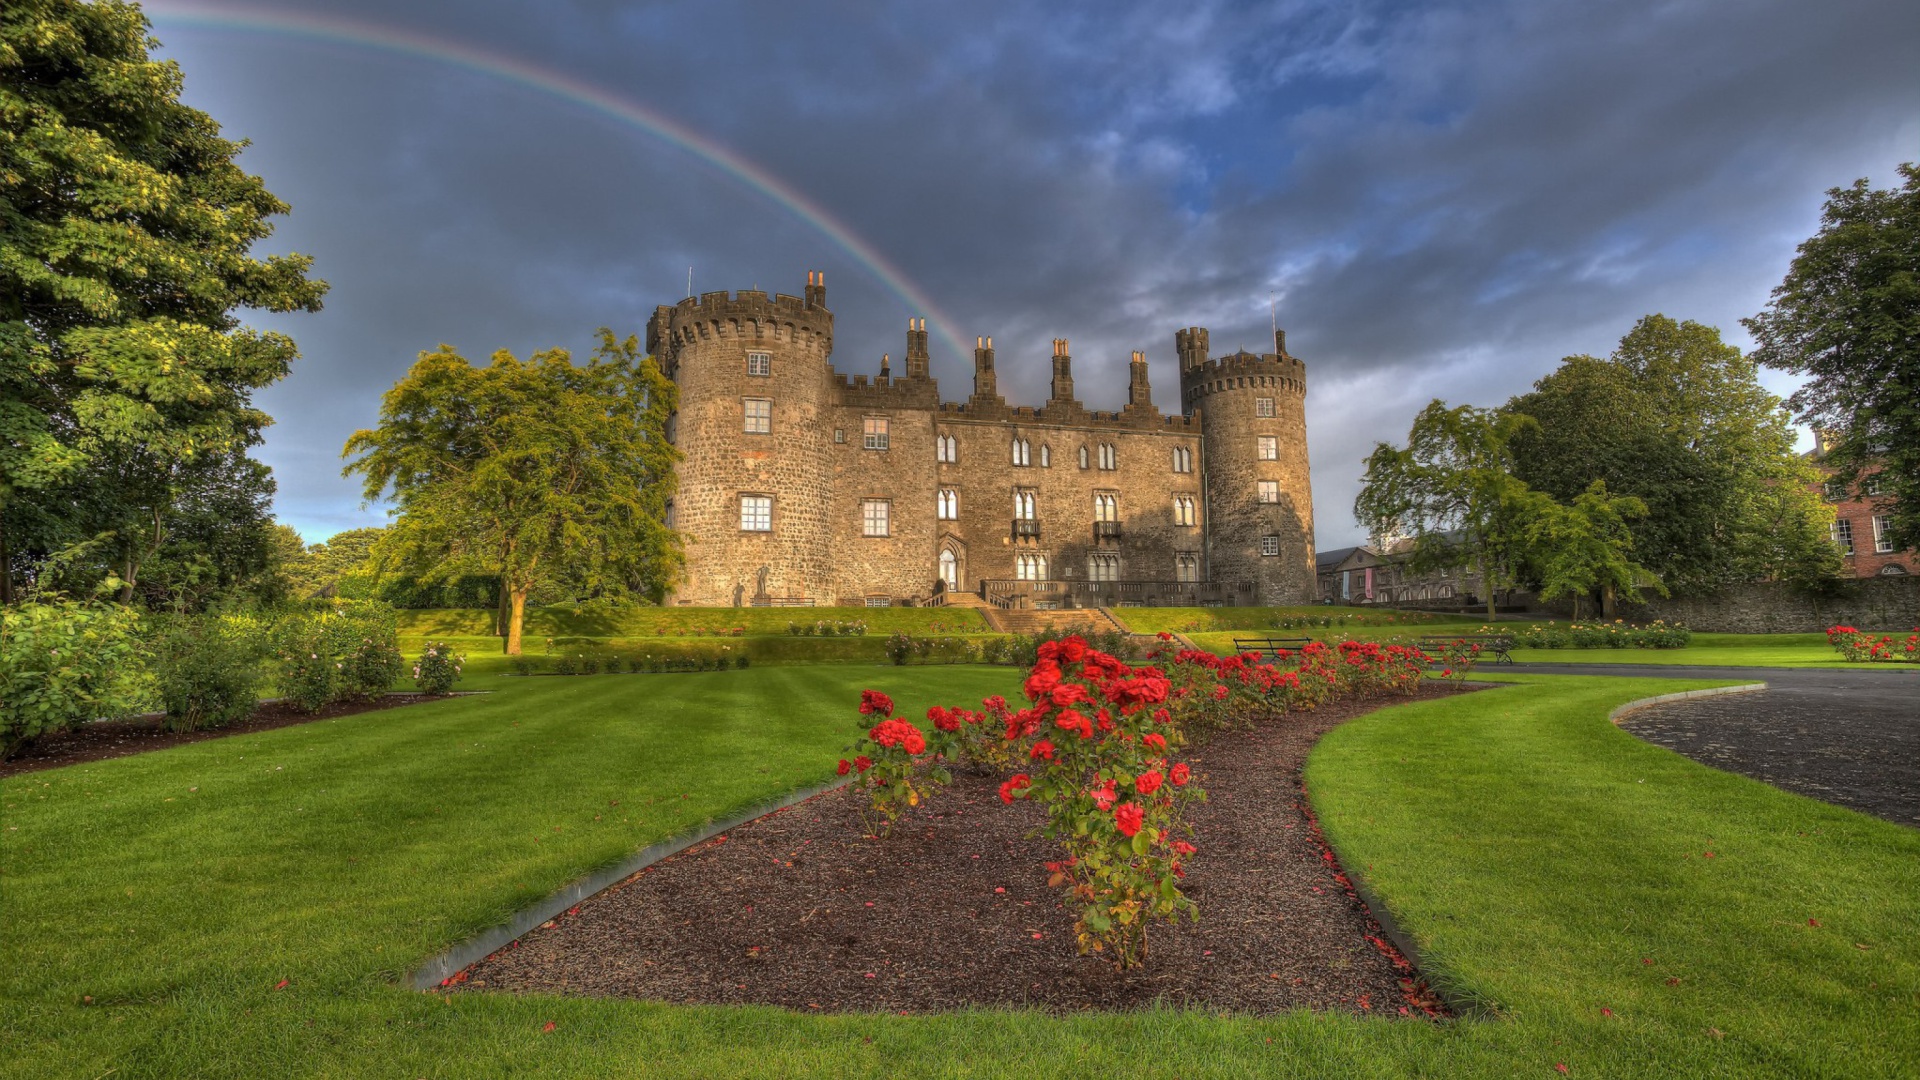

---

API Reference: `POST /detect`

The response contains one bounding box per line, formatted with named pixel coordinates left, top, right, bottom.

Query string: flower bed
left=1825, top=625, right=1920, bottom=663
left=1508, top=620, right=1691, bottom=650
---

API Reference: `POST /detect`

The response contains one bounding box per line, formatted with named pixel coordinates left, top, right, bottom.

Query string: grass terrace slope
left=1110, top=606, right=1479, bottom=636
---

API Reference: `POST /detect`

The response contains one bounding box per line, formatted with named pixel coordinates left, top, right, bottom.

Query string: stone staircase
left=984, top=606, right=1128, bottom=637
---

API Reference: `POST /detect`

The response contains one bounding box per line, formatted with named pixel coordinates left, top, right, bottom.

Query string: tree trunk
left=1481, top=554, right=1497, bottom=622
left=495, top=578, right=510, bottom=638
left=505, top=587, right=528, bottom=656
left=0, top=521, right=13, bottom=605
left=1601, top=581, right=1616, bottom=620
left=118, top=554, right=138, bottom=605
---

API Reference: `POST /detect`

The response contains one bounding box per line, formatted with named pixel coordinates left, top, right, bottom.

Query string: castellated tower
left=646, top=273, right=837, bottom=606
left=1178, top=326, right=1317, bottom=604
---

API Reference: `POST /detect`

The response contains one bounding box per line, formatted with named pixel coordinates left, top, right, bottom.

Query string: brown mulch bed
left=455, top=684, right=1479, bottom=1016
left=0, top=693, right=468, bottom=779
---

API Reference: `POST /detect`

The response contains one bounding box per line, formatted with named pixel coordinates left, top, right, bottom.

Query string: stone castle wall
left=653, top=273, right=1318, bottom=607
left=1607, top=576, right=1920, bottom=634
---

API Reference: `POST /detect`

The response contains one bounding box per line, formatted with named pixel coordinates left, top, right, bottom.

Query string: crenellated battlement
left=646, top=272, right=834, bottom=361
left=1180, top=349, right=1307, bottom=403
left=935, top=399, right=1195, bottom=432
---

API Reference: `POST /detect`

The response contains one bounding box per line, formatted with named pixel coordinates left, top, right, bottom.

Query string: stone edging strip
left=408, top=774, right=852, bottom=991
left=1606, top=682, right=1768, bottom=724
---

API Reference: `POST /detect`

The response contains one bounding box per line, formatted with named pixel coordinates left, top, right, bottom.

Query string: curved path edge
left=1605, top=682, right=1768, bottom=724
left=408, top=775, right=853, bottom=991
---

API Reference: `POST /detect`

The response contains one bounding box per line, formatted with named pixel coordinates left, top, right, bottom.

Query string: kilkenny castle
left=645, top=271, right=1315, bottom=608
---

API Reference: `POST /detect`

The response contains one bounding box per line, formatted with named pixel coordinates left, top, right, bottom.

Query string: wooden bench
left=1231, top=636, right=1315, bottom=660
left=1415, top=634, right=1515, bottom=665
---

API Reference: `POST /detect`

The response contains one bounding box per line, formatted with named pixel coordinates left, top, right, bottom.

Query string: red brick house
left=1811, top=442, right=1914, bottom=578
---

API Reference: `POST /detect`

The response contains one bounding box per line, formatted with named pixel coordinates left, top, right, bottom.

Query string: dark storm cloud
left=147, top=0, right=1919, bottom=544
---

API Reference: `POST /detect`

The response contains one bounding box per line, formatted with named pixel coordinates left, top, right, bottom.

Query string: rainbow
left=144, top=1, right=970, bottom=359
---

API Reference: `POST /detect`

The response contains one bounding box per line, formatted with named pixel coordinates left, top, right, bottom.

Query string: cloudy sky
left=144, top=0, right=1919, bottom=547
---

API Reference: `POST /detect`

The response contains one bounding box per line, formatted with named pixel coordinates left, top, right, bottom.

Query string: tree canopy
left=1525, top=480, right=1657, bottom=619
left=0, top=0, right=325, bottom=602
left=1746, top=163, right=1920, bottom=553
left=1354, top=401, right=1542, bottom=619
left=342, top=331, right=681, bottom=654
left=1507, top=315, right=1838, bottom=593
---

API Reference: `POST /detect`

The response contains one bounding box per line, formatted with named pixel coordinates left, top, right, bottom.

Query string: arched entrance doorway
left=939, top=548, right=959, bottom=591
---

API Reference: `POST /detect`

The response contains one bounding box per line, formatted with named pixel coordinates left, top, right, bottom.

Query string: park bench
left=1230, top=636, right=1315, bottom=660
left=1415, top=634, right=1515, bottom=665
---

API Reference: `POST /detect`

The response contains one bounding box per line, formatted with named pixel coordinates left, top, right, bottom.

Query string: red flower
left=903, top=731, right=926, bottom=755
left=1172, top=840, right=1196, bottom=856
left=1023, top=662, right=1063, bottom=701
left=1170, top=762, right=1191, bottom=786
left=1152, top=707, right=1171, bottom=725
left=1055, top=709, right=1094, bottom=739
left=1157, top=631, right=1173, bottom=641
left=1143, top=733, right=1167, bottom=752
left=859, top=689, right=895, bottom=717
left=1212, top=684, right=1229, bottom=700
left=999, top=773, right=1032, bottom=804
left=836, top=759, right=851, bottom=776
left=1113, top=802, right=1144, bottom=837
left=1136, top=770, right=1164, bottom=795
left=855, top=756, right=873, bottom=773
left=1091, top=779, right=1118, bottom=811
left=927, top=705, right=961, bottom=733
left=1050, top=682, right=1090, bottom=707
left=1030, top=739, right=1056, bottom=762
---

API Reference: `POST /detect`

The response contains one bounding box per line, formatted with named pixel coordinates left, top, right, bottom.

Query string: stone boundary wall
left=1603, top=576, right=1920, bottom=634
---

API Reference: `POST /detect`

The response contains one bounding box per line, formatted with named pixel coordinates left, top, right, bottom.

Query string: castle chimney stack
left=1274, top=327, right=1288, bottom=358
left=972, top=335, right=998, bottom=400
left=1048, top=338, right=1076, bottom=405
left=905, top=317, right=930, bottom=379
left=879, top=352, right=891, bottom=382
left=1175, top=326, right=1210, bottom=372
left=1128, top=349, right=1152, bottom=408
left=805, top=270, right=826, bottom=309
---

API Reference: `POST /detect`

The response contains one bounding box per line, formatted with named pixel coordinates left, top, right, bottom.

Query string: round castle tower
left=646, top=273, right=835, bottom=605
left=1177, top=327, right=1317, bottom=604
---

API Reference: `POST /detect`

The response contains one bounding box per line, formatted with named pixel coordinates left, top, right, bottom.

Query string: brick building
left=1814, top=454, right=1914, bottom=578
left=646, top=271, right=1317, bottom=608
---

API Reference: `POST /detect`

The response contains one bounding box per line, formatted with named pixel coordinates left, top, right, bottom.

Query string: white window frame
left=862, top=499, right=891, bottom=537
left=938, top=488, right=958, bottom=520
left=1016, top=553, right=1049, bottom=580
left=1258, top=435, right=1278, bottom=461
left=740, top=495, right=772, bottom=532
left=1873, top=515, right=1894, bottom=554
left=937, top=434, right=956, bottom=463
left=1260, top=535, right=1280, bottom=557
left=1832, top=517, right=1853, bottom=555
left=1098, top=443, right=1117, bottom=470
left=1174, top=495, right=1196, bottom=526
left=1172, top=446, right=1192, bottom=473
left=1087, top=552, right=1119, bottom=583
left=863, top=416, right=890, bottom=451
left=1175, top=552, right=1198, bottom=582
left=1078, top=445, right=1090, bottom=469
left=1012, top=437, right=1030, bottom=466
left=1040, top=444, right=1051, bottom=468
left=746, top=351, right=771, bottom=377
left=1014, top=490, right=1037, bottom=520
left=1093, top=493, right=1119, bottom=522
left=1257, top=480, right=1280, bottom=504
left=743, top=397, right=771, bottom=434
left=1256, top=397, right=1276, bottom=418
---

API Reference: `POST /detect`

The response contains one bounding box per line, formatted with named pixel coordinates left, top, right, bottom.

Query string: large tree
left=1746, top=163, right=1920, bottom=554
left=1525, top=480, right=1657, bottom=619
left=343, top=331, right=681, bottom=654
left=0, top=0, right=325, bottom=602
left=1355, top=401, right=1545, bottom=620
left=1508, top=316, right=1837, bottom=592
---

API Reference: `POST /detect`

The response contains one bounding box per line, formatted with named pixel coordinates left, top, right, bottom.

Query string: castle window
left=937, top=434, right=957, bottom=463
left=1012, top=437, right=1031, bottom=466
left=1176, top=552, right=1198, bottom=582
left=938, top=489, right=959, bottom=520
left=1174, top=495, right=1196, bottom=526
left=1093, top=493, right=1119, bottom=522
left=862, top=499, right=891, bottom=537
left=1098, top=443, right=1117, bottom=470
left=740, top=495, right=772, bottom=532
left=743, top=398, right=771, bottom=434
left=835, top=428, right=846, bottom=443
left=1079, top=446, right=1090, bottom=469
left=1016, top=553, right=1049, bottom=580
left=1256, top=397, right=1276, bottom=418
left=1824, top=478, right=1849, bottom=501
left=1257, top=480, right=1279, bottom=504
left=1874, top=515, right=1894, bottom=554
left=1172, top=446, right=1192, bottom=473
left=746, top=351, right=771, bottom=376
left=1258, top=435, right=1278, bottom=461
left=1864, top=474, right=1884, bottom=496
left=1832, top=517, right=1854, bottom=555
left=1087, top=552, right=1119, bottom=583
left=1260, top=535, right=1281, bottom=557
left=1014, top=490, right=1037, bottom=520
left=864, top=416, right=890, bottom=451
left=1040, top=444, right=1051, bottom=468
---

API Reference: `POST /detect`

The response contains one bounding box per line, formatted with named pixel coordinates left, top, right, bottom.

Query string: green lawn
left=1109, top=606, right=1479, bottom=635
left=395, top=604, right=990, bottom=642
left=1184, top=628, right=1868, bottom=669
left=4, top=669, right=1916, bottom=1077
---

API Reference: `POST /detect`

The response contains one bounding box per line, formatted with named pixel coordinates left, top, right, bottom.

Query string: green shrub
left=1510, top=620, right=1692, bottom=650
left=152, top=616, right=263, bottom=733
left=412, top=641, right=465, bottom=695
left=0, top=602, right=149, bottom=760
left=272, top=600, right=405, bottom=712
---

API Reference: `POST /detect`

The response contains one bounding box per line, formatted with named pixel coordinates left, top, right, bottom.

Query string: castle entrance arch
left=936, top=535, right=968, bottom=595
left=939, top=549, right=958, bottom=591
